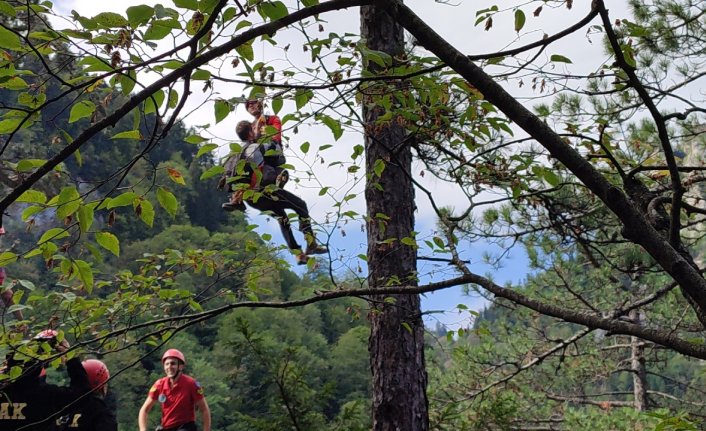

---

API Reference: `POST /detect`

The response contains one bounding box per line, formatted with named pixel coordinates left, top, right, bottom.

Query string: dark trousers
left=159, top=422, right=197, bottom=431
left=247, top=189, right=315, bottom=251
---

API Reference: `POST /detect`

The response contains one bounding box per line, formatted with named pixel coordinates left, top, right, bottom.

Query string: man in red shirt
left=138, top=349, right=211, bottom=431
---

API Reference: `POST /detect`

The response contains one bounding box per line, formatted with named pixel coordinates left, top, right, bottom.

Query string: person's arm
left=195, top=397, right=211, bottom=431
left=65, top=357, right=90, bottom=390
left=138, top=396, right=156, bottom=431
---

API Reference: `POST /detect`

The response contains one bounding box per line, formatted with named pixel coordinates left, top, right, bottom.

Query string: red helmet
left=161, top=348, right=186, bottom=365
left=82, top=359, right=109, bottom=390
left=0, top=226, right=5, bottom=235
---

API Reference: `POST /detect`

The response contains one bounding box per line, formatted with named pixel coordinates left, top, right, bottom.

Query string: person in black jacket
left=220, top=121, right=328, bottom=264
left=0, top=334, right=90, bottom=431
left=55, top=359, right=117, bottom=431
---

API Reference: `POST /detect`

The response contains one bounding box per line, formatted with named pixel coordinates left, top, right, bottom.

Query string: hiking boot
left=296, top=253, right=309, bottom=265
left=305, top=244, right=328, bottom=255
left=222, top=201, right=246, bottom=212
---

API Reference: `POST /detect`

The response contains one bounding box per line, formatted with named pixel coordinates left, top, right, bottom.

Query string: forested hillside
left=1, top=80, right=373, bottom=429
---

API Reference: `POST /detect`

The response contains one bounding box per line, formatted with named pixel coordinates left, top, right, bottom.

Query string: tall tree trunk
left=629, top=308, right=648, bottom=411
left=361, top=4, right=429, bottom=431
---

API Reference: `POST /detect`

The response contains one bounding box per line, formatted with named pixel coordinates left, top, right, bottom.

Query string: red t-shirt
left=148, top=374, right=205, bottom=428
left=253, top=114, right=282, bottom=144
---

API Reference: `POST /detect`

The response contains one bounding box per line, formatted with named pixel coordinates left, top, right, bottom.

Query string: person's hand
left=56, top=338, right=70, bottom=353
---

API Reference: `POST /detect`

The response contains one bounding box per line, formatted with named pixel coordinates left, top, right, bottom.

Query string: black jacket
left=55, top=392, right=117, bottom=431
left=0, top=357, right=90, bottom=431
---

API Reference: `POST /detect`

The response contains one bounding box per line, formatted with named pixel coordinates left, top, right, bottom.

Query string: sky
left=53, top=0, right=632, bottom=329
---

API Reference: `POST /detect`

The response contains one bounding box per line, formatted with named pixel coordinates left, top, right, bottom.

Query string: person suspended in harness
left=245, top=98, right=289, bottom=188
left=219, top=121, right=328, bottom=265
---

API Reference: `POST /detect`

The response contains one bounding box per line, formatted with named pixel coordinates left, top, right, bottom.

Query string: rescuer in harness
left=245, top=98, right=288, bottom=188
left=219, top=121, right=328, bottom=265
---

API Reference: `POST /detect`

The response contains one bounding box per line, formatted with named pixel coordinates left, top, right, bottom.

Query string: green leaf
left=56, top=186, right=81, bottom=219
left=190, top=69, right=211, bottom=80
left=432, top=236, right=445, bottom=249
left=174, top=0, right=199, bottom=10
left=78, top=56, right=113, bottom=72
left=550, top=54, right=572, bottom=63
left=168, top=89, right=178, bottom=108
left=200, top=165, right=224, bottom=180
left=95, top=232, right=120, bottom=256
left=200, top=0, right=221, bottom=13
left=260, top=1, right=288, bottom=20
left=300, top=141, right=310, bottom=154
left=162, top=60, right=184, bottom=69
left=144, top=22, right=173, bottom=40
left=120, top=69, right=137, bottom=95
left=17, top=91, right=46, bottom=108
left=541, top=168, right=561, bottom=187
left=400, top=236, right=417, bottom=247
left=16, top=189, right=47, bottom=204
left=74, top=260, right=94, bottom=293
left=0, top=76, right=27, bottom=90
left=126, top=5, right=154, bottom=27
left=0, top=118, right=21, bottom=134
left=111, top=130, right=141, bottom=140
left=156, top=186, right=178, bottom=217
left=320, top=115, right=342, bottom=140
left=0, top=25, right=21, bottom=50
left=77, top=204, right=94, bottom=233
left=514, top=9, right=525, bottom=32
left=214, top=99, right=230, bottom=124
left=0, top=1, right=17, bottom=17
left=301, top=0, right=318, bottom=6
left=135, top=199, right=155, bottom=227
left=294, top=89, right=313, bottom=110
left=106, top=191, right=138, bottom=209
left=16, top=159, right=45, bottom=172
left=0, top=251, right=18, bottom=267
left=94, top=12, right=129, bottom=28
left=144, top=89, right=165, bottom=114
left=21, top=205, right=43, bottom=221
left=196, top=143, right=218, bottom=159
left=373, top=158, right=385, bottom=178
left=272, top=97, right=283, bottom=115
left=235, top=43, right=254, bottom=61
left=68, top=100, right=96, bottom=123
left=38, top=228, right=70, bottom=245
left=223, top=7, right=238, bottom=23
left=185, top=134, right=206, bottom=144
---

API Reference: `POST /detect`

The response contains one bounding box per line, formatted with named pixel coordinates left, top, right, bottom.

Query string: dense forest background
left=4, top=123, right=705, bottom=429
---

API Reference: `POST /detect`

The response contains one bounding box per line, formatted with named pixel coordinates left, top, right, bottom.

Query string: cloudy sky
left=50, top=0, right=631, bottom=329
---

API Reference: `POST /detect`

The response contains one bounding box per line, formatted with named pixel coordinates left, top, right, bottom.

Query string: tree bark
left=629, top=308, right=648, bottom=411
left=361, top=4, right=429, bottom=430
